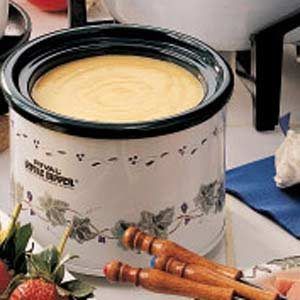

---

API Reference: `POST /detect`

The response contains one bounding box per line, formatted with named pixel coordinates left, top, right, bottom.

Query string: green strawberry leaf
left=0, top=222, right=32, bottom=275
left=13, top=224, right=32, bottom=273
left=55, top=254, right=79, bottom=273
left=53, top=265, right=65, bottom=285
left=0, top=234, right=15, bottom=266
left=56, top=286, right=71, bottom=297
left=29, top=246, right=60, bottom=280
left=53, top=254, right=78, bottom=284
left=60, top=280, right=95, bottom=298
left=14, top=224, right=32, bottom=257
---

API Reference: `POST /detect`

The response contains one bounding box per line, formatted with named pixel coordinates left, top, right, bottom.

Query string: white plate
left=243, top=256, right=300, bottom=297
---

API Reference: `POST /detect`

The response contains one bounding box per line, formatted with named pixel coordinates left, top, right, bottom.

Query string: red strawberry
left=9, top=278, right=59, bottom=300
left=7, top=224, right=93, bottom=300
left=0, top=260, right=13, bottom=294
left=28, top=0, right=67, bottom=12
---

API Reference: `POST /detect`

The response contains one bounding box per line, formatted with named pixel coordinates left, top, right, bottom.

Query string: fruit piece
left=287, top=282, right=300, bottom=300
left=9, top=278, right=59, bottom=300
left=274, top=270, right=300, bottom=296
left=0, top=260, right=13, bottom=294
left=274, top=278, right=294, bottom=296
left=28, top=0, right=67, bottom=12
left=103, top=265, right=108, bottom=277
left=8, top=225, right=94, bottom=300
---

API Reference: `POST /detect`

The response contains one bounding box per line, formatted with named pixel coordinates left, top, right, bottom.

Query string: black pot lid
left=0, top=1, right=31, bottom=115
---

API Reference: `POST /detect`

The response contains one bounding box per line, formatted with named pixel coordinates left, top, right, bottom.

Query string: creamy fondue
left=32, top=55, right=204, bottom=123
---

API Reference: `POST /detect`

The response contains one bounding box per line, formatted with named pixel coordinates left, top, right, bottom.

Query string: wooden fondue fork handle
left=104, top=260, right=235, bottom=300
left=154, top=256, right=280, bottom=300
left=122, top=227, right=242, bottom=279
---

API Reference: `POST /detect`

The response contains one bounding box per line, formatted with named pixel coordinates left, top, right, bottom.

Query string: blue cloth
left=279, top=113, right=291, bottom=136
left=226, top=156, right=300, bottom=238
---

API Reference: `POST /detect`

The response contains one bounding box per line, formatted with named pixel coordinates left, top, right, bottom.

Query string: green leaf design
left=60, top=280, right=95, bottom=299
left=154, top=207, right=175, bottom=230
left=193, top=182, right=215, bottom=213
left=138, top=207, right=175, bottom=238
left=70, top=216, right=98, bottom=244
left=214, top=181, right=225, bottom=213
left=39, top=195, right=69, bottom=227
left=193, top=180, right=225, bottom=215
left=138, top=211, right=155, bottom=232
left=267, top=256, right=300, bottom=270
left=111, top=220, right=135, bottom=249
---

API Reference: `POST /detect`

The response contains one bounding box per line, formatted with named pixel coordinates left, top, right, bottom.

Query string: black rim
left=2, top=24, right=233, bottom=139
left=0, top=1, right=31, bottom=115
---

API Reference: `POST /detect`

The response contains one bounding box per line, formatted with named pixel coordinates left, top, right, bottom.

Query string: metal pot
left=1, top=7, right=233, bottom=275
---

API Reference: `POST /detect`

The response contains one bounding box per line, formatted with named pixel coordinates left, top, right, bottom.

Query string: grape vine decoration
left=11, top=175, right=225, bottom=249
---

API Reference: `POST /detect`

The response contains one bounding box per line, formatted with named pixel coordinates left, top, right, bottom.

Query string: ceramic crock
left=1, top=21, right=233, bottom=275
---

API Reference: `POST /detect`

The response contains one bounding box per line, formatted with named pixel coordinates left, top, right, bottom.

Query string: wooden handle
left=104, top=260, right=235, bottom=300
left=123, top=227, right=242, bottom=279
left=154, top=256, right=279, bottom=300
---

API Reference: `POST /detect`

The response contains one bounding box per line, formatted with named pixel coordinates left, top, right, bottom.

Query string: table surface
left=2, top=2, right=300, bottom=299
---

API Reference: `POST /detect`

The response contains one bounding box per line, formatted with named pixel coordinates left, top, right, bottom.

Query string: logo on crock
left=25, top=159, right=78, bottom=189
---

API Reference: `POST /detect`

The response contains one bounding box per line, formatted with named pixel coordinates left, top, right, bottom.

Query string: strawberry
left=7, top=225, right=94, bottom=300
left=0, top=259, right=13, bottom=294
left=28, top=0, right=67, bottom=12
left=0, top=204, right=32, bottom=295
left=9, top=278, right=59, bottom=300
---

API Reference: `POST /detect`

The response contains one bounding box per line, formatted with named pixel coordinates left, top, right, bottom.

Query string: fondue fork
left=104, top=260, right=236, bottom=300
left=153, top=256, right=280, bottom=300
left=122, top=227, right=242, bottom=280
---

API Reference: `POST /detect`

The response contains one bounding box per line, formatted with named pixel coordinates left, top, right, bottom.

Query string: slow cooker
left=1, top=6, right=233, bottom=275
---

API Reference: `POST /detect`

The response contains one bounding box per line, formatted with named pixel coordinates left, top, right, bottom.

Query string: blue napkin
left=226, top=156, right=300, bottom=238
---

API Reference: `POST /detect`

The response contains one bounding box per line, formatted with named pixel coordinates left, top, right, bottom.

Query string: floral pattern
left=70, top=216, right=98, bottom=244
left=13, top=125, right=223, bottom=169
left=39, top=194, right=69, bottom=226
left=12, top=176, right=225, bottom=248
left=267, top=256, right=300, bottom=271
left=193, top=180, right=225, bottom=214
left=243, top=256, right=300, bottom=281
